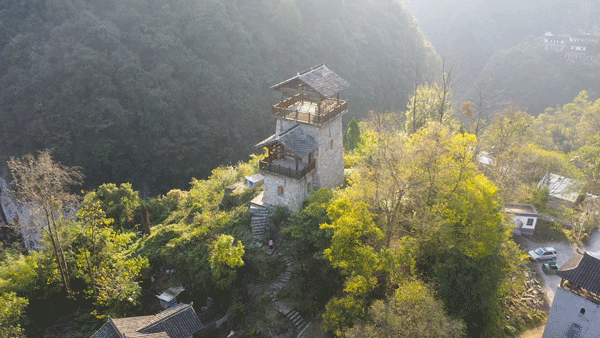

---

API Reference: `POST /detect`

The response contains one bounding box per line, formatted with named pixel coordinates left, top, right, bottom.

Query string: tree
left=404, top=83, right=455, bottom=133
left=209, top=234, right=245, bottom=290
left=89, top=183, right=141, bottom=231
left=344, top=118, right=361, bottom=152
left=8, top=150, right=83, bottom=299
left=344, top=280, right=465, bottom=338
left=0, top=292, right=28, bottom=338
left=73, top=193, right=149, bottom=317
left=283, top=188, right=333, bottom=256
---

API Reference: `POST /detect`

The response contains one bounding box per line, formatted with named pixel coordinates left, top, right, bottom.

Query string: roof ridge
left=279, top=124, right=300, bottom=137
left=138, top=303, right=193, bottom=331
left=298, top=63, right=325, bottom=76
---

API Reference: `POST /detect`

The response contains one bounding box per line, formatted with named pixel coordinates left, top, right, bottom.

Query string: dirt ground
left=518, top=321, right=546, bottom=338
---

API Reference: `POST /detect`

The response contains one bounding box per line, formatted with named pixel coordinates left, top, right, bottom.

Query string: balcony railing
left=272, top=97, right=347, bottom=125
left=259, top=160, right=316, bottom=180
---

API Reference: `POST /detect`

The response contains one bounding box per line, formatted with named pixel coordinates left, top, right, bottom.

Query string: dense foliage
left=0, top=0, right=438, bottom=193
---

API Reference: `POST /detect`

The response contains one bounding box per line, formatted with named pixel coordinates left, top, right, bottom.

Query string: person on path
left=269, top=239, right=273, bottom=250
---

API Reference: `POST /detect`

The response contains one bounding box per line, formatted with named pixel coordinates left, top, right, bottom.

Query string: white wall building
left=543, top=252, right=600, bottom=338
left=504, top=203, right=539, bottom=235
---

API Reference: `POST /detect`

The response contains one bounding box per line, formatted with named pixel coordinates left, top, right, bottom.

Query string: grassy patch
left=532, top=219, right=571, bottom=243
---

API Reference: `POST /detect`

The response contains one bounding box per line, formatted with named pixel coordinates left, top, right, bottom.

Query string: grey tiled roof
left=255, top=125, right=318, bottom=158
left=271, top=64, right=350, bottom=98
left=558, top=252, right=600, bottom=295
left=139, top=304, right=203, bottom=338
left=90, top=303, right=203, bottom=338
left=90, top=319, right=121, bottom=338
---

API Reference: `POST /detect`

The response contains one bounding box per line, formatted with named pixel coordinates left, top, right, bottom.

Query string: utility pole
left=578, top=195, right=598, bottom=245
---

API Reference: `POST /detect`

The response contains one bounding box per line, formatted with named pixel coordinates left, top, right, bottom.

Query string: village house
left=503, top=203, right=539, bottom=235
left=91, top=303, right=204, bottom=338
left=543, top=251, right=600, bottom=338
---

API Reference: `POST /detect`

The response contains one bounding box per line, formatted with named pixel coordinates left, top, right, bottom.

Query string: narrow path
left=249, top=197, right=310, bottom=336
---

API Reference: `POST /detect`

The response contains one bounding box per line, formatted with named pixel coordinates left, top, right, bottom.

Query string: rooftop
left=558, top=251, right=600, bottom=296
left=271, top=64, right=350, bottom=99
left=504, top=203, right=538, bottom=216
left=256, top=124, right=318, bottom=159
left=91, top=303, right=203, bottom=338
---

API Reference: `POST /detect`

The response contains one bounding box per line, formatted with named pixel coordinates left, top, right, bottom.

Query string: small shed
left=504, top=203, right=539, bottom=235
left=157, top=286, right=186, bottom=309
left=245, top=174, right=265, bottom=188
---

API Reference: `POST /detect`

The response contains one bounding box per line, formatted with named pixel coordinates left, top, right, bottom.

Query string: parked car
left=542, top=261, right=559, bottom=275
left=528, top=247, right=558, bottom=261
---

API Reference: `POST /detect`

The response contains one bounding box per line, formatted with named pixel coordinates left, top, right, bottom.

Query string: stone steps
left=285, top=309, right=307, bottom=331
left=249, top=204, right=271, bottom=240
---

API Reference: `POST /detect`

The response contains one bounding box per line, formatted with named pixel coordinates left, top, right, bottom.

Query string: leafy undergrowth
left=532, top=219, right=571, bottom=243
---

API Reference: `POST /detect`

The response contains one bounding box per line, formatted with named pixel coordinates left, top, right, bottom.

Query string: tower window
left=527, top=218, right=534, bottom=226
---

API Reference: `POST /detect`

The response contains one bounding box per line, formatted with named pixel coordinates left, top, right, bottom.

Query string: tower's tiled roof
left=255, top=125, right=318, bottom=159
left=271, top=64, right=350, bottom=98
left=558, top=251, right=600, bottom=295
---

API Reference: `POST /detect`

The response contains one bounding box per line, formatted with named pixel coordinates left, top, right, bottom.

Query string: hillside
left=0, top=0, right=438, bottom=194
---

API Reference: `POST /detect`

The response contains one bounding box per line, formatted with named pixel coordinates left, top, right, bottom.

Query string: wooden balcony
left=259, top=159, right=316, bottom=180
left=272, top=95, right=347, bottom=125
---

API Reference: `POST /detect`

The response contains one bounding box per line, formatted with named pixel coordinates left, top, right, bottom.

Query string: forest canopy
left=0, top=0, right=439, bottom=194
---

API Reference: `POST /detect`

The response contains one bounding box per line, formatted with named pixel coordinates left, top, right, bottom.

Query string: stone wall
left=262, top=172, right=313, bottom=212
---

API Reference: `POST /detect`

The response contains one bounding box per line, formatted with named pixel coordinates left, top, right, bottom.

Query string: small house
left=543, top=251, right=600, bottom=338
left=504, top=203, right=539, bottom=235
left=91, top=303, right=203, bottom=338
left=157, top=286, right=186, bottom=309
left=245, top=174, right=265, bottom=188
left=538, top=173, right=583, bottom=209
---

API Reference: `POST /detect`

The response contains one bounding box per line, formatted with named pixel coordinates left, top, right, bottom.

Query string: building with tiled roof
left=542, top=251, right=600, bottom=338
left=256, top=64, right=348, bottom=211
left=91, top=303, right=203, bottom=338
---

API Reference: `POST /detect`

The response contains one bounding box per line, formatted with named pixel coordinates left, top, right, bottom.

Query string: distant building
left=91, top=303, right=203, bottom=338
left=538, top=173, right=584, bottom=209
left=544, top=31, right=599, bottom=60
left=543, top=251, right=600, bottom=338
left=255, top=64, right=348, bottom=211
left=157, top=286, right=186, bottom=309
left=503, top=203, right=539, bottom=235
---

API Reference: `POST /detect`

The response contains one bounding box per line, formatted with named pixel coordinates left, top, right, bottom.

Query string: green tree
left=73, top=193, right=149, bottom=316
left=8, top=150, right=83, bottom=299
left=209, top=234, right=245, bottom=290
left=344, top=118, right=361, bottom=151
left=344, top=280, right=465, bottom=338
left=405, top=83, right=455, bottom=133
left=91, top=183, right=141, bottom=231
left=283, top=188, right=333, bottom=256
left=0, top=292, right=28, bottom=338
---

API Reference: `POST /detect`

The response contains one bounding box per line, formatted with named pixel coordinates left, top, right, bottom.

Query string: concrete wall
left=543, top=287, right=600, bottom=338
left=512, top=215, right=537, bottom=234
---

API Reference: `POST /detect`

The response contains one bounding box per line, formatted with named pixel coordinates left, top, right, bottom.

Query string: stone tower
left=255, top=64, right=349, bottom=211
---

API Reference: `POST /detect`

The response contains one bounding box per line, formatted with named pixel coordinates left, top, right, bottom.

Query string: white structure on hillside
left=538, top=173, right=584, bottom=209
left=255, top=64, right=348, bottom=211
left=544, top=31, right=599, bottom=60
left=503, top=203, right=539, bottom=235
left=543, top=251, right=600, bottom=338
